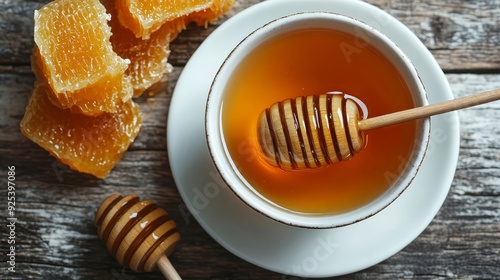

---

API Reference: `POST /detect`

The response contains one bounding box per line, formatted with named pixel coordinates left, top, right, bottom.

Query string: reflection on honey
left=222, top=29, right=416, bottom=214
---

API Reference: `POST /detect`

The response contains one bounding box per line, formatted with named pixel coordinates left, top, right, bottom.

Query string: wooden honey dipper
left=258, top=88, right=500, bottom=170
left=95, top=194, right=181, bottom=280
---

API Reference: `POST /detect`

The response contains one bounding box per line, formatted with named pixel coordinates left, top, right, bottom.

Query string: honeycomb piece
left=116, top=0, right=213, bottom=38
left=34, top=0, right=132, bottom=116
left=105, top=0, right=185, bottom=96
left=20, top=80, right=143, bottom=178
left=187, top=0, right=235, bottom=27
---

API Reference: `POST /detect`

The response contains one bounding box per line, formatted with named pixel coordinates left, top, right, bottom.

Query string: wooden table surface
left=1, top=0, right=499, bottom=279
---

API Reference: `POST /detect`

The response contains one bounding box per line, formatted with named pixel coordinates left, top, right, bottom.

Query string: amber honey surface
left=222, top=29, right=417, bottom=214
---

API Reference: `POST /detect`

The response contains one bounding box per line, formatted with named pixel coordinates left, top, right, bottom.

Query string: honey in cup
left=207, top=12, right=429, bottom=227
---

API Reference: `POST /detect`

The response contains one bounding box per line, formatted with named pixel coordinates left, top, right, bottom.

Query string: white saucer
left=167, top=0, right=460, bottom=277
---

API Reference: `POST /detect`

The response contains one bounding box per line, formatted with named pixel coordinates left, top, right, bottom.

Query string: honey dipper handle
left=157, top=255, right=182, bottom=280
left=358, top=88, right=500, bottom=131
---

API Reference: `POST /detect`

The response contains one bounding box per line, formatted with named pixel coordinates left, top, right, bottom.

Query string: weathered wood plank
left=145, top=0, right=500, bottom=71
left=1, top=0, right=498, bottom=71
left=0, top=0, right=48, bottom=65
left=369, top=0, right=500, bottom=71
left=0, top=69, right=498, bottom=279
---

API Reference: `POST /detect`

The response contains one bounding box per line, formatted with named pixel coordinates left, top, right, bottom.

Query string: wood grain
left=1, top=0, right=498, bottom=70
left=0, top=0, right=499, bottom=279
left=359, top=88, right=500, bottom=131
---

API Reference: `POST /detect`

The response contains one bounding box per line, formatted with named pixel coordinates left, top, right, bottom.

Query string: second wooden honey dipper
left=95, top=194, right=181, bottom=280
left=258, top=88, right=500, bottom=170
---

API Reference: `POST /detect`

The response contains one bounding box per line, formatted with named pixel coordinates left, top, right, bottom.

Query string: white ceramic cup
left=205, top=12, right=430, bottom=228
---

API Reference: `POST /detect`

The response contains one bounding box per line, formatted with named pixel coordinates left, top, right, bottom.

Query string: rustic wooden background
left=1, top=0, right=499, bottom=279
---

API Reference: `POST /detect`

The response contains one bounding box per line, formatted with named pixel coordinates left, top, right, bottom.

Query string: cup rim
left=205, top=11, right=430, bottom=229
